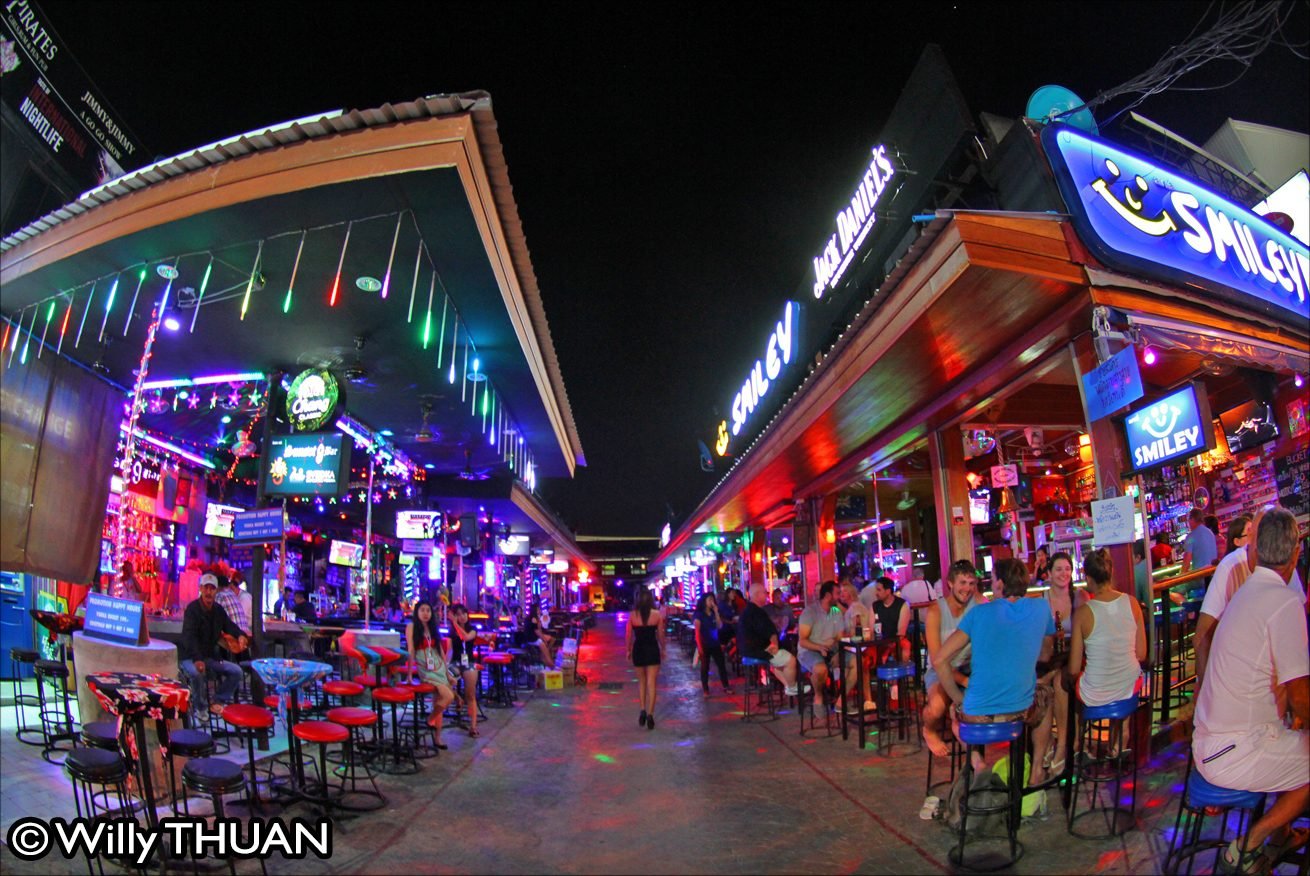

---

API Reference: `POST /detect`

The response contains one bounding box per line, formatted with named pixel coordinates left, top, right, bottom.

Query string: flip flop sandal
left=468, top=728, right=481, bottom=738
left=1263, top=827, right=1309, bottom=866
left=919, top=796, right=940, bottom=821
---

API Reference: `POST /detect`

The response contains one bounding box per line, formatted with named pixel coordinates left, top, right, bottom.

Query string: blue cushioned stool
left=874, top=662, right=922, bottom=756
left=1163, top=757, right=1266, bottom=875
left=1068, top=694, right=1139, bottom=837
left=740, top=656, right=779, bottom=722
left=950, top=719, right=1026, bottom=871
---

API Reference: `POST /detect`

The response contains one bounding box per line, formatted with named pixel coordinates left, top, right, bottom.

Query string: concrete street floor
left=1, top=614, right=1287, bottom=874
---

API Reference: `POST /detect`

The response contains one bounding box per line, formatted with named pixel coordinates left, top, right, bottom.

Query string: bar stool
left=1067, top=695, right=1138, bottom=838
left=64, top=748, right=136, bottom=876
left=34, top=658, right=77, bottom=763
left=325, top=706, right=386, bottom=811
left=481, top=652, right=516, bottom=707
left=1164, top=758, right=1266, bottom=875
left=874, top=662, right=922, bottom=756
left=323, top=679, right=365, bottom=708
left=950, top=720, right=1026, bottom=871
left=291, top=720, right=349, bottom=812
left=370, top=685, right=419, bottom=775
left=221, top=703, right=275, bottom=808
left=392, top=677, right=439, bottom=759
left=80, top=720, right=121, bottom=752
left=797, top=666, right=838, bottom=737
left=9, top=647, right=42, bottom=745
left=161, top=727, right=216, bottom=816
left=740, top=657, right=779, bottom=722
left=180, top=758, right=259, bottom=874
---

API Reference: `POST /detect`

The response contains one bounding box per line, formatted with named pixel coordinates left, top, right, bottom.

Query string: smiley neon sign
left=1044, top=125, right=1309, bottom=324
left=1122, top=383, right=1213, bottom=473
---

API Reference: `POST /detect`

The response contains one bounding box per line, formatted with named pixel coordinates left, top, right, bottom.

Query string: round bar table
left=84, top=671, right=190, bottom=828
left=251, top=658, right=333, bottom=795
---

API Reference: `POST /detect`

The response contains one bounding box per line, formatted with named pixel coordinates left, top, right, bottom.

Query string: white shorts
left=1194, top=724, right=1309, bottom=794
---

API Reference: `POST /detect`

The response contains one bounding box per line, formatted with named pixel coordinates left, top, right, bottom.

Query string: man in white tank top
left=923, top=560, right=984, bottom=758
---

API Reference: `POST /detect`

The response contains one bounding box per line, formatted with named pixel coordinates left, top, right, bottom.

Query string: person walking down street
left=693, top=593, right=730, bottom=695
left=627, top=587, right=665, bottom=729
left=406, top=601, right=456, bottom=749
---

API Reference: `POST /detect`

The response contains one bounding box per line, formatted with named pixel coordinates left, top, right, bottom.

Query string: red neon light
left=329, top=273, right=342, bottom=307
left=60, top=302, right=72, bottom=336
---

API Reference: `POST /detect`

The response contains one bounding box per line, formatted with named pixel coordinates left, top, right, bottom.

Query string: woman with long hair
left=447, top=603, right=482, bottom=737
left=526, top=598, right=556, bottom=667
left=406, top=601, right=456, bottom=749
left=693, top=592, right=731, bottom=695
left=1040, top=551, right=1086, bottom=775
left=1031, top=547, right=1051, bottom=584
left=626, top=586, right=665, bottom=729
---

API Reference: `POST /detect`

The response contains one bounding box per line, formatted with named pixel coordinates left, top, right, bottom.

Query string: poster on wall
left=1091, top=495, right=1135, bottom=546
left=1274, top=448, right=1309, bottom=519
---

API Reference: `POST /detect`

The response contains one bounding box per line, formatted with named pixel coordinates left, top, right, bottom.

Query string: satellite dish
left=1026, top=84, right=1099, bottom=135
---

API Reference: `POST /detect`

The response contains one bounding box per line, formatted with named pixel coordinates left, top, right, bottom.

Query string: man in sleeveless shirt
left=923, top=560, right=984, bottom=757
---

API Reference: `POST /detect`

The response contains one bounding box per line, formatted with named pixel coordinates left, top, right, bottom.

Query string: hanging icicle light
left=283, top=232, right=305, bottom=315
left=239, top=242, right=263, bottom=320
left=380, top=212, right=403, bottom=300
left=422, top=271, right=435, bottom=349
left=122, top=268, right=147, bottom=336
left=73, top=280, right=96, bottom=349
left=56, top=298, right=73, bottom=356
left=36, top=300, right=55, bottom=358
left=436, top=293, right=448, bottom=367
left=461, top=341, right=469, bottom=402
left=98, top=275, right=120, bottom=343
left=329, top=221, right=353, bottom=306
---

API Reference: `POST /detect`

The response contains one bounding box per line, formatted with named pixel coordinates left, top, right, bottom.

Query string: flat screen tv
left=328, top=540, right=364, bottom=568
left=496, top=535, right=531, bottom=556
left=396, top=510, right=441, bottom=540
left=1218, top=400, right=1279, bottom=455
left=787, top=559, right=803, bottom=574
left=968, top=489, right=991, bottom=525
left=203, top=502, right=244, bottom=538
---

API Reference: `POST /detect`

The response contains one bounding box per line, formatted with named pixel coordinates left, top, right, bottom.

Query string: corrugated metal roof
left=0, top=90, right=586, bottom=470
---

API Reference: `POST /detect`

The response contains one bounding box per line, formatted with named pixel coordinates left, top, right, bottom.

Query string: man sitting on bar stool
left=179, top=573, right=247, bottom=724
left=739, top=584, right=802, bottom=697
left=933, top=559, right=1057, bottom=790
left=1192, top=506, right=1308, bottom=874
left=923, top=560, right=984, bottom=758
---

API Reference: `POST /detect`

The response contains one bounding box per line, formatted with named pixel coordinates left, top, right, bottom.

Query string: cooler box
left=539, top=670, right=563, bottom=690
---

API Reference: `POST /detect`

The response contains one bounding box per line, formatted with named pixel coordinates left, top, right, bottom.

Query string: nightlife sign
left=263, top=431, right=351, bottom=497
left=0, top=0, right=144, bottom=190
left=729, top=301, right=797, bottom=439
left=810, top=144, right=897, bottom=300
left=1121, top=383, right=1214, bottom=473
left=1043, top=124, right=1309, bottom=324
left=285, top=368, right=343, bottom=432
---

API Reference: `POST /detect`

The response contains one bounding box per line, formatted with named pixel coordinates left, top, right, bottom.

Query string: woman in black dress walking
left=626, top=587, right=665, bottom=729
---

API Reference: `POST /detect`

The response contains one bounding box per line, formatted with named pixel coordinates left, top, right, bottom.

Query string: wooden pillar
left=930, top=426, right=975, bottom=569
left=748, top=527, right=766, bottom=588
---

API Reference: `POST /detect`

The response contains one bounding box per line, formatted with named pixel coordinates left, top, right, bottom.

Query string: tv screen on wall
left=1218, top=400, right=1280, bottom=455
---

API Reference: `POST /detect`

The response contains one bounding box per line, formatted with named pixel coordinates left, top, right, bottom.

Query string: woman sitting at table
left=526, top=599, right=555, bottom=667
left=1038, top=552, right=1086, bottom=773
left=447, top=603, right=482, bottom=737
left=1066, top=549, right=1146, bottom=744
left=406, top=601, right=456, bottom=749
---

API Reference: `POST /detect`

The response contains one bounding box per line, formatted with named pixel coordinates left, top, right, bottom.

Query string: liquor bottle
left=874, top=615, right=883, bottom=640
left=853, top=616, right=863, bottom=642
left=1054, top=610, right=1065, bottom=655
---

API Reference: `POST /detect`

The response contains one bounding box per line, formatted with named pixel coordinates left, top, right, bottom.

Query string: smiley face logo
left=1139, top=401, right=1182, bottom=439
left=1091, top=158, right=1177, bottom=237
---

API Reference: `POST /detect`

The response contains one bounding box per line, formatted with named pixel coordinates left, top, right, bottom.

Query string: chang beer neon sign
left=286, top=368, right=343, bottom=432
left=811, top=144, right=897, bottom=299
left=1043, top=124, right=1309, bottom=323
left=730, top=301, right=797, bottom=438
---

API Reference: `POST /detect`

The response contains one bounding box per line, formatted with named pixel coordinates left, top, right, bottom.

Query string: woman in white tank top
left=1068, top=549, right=1148, bottom=708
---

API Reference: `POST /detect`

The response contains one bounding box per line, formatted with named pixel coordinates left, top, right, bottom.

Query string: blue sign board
left=1043, top=124, right=1309, bottom=325
left=1122, top=383, right=1214, bottom=473
left=1082, top=346, right=1144, bottom=422
left=82, top=592, right=145, bottom=646
left=233, top=507, right=286, bottom=544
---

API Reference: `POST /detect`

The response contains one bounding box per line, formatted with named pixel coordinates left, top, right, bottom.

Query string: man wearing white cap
left=179, top=572, right=247, bottom=721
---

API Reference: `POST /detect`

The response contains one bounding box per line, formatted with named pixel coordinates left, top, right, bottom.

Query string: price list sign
left=83, top=592, right=146, bottom=646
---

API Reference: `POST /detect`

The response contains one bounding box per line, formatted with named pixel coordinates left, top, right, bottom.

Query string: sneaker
left=784, top=684, right=798, bottom=697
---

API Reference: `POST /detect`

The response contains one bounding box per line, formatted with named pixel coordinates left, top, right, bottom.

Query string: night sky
left=41, top=1, right=1309, bottom=538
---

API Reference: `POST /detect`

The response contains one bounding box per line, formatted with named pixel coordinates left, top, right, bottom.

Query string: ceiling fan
left=457, top=448, right=492, bottom=481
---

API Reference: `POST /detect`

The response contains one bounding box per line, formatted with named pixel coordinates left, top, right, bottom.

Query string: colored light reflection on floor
left=593, top=754, right=615, bottom=764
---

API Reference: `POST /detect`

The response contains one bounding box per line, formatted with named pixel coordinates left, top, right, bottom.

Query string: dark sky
left=42, top=1, right=1309, bottom=538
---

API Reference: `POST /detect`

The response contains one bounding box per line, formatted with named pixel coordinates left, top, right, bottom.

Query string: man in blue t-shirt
left=1182, top=508, right=1219, bottom=574
left=933, top=558, right=1055, bottom=784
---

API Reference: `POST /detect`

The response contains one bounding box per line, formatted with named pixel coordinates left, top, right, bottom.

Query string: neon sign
left=730, top=301, right=797, bottom=438
left=1044, top=125, right=1309, bottom=323
left=811, top=144, right=896, bottom=299
left=286, top=368, right=342, bottom=432
left=1121, top=383, right=1213, bottom=473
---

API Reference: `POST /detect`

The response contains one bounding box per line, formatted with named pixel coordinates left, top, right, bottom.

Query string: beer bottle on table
left=1054, top=610, right=1065, bottom=656
left=854, top=616, right=863, bottom=642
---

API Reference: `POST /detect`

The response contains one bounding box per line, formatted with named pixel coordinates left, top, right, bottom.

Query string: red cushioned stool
left=325, top=707, right=386, bottom=811
left=396, top=679, right=440, bottom=759
left=370, top=686, right=419, bottom=775
left=481, top=652, right=515, bottom=708
left=291, top=720, right=348, bottom=812
left=222, top=703, right=275, bottom=808
left=324, top=679, right=364, bottom=708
